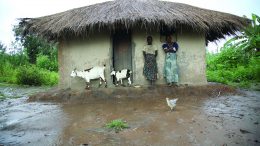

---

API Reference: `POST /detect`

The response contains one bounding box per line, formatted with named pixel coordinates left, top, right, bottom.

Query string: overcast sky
left=0, top=0, right=259, bottom=51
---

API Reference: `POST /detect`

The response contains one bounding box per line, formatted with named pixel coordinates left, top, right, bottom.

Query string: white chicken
left=166, top=98, right=178, bottom=111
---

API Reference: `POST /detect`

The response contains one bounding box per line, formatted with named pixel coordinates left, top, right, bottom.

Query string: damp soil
left=0, top=84, right=259, bottom=146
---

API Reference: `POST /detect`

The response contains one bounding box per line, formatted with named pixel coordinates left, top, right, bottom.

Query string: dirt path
left=59, top=90, right=260, bottom=146
left=0, top=85, right=259, bottom=146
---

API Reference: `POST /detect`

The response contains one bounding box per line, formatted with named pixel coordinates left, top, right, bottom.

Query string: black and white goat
left=110, top=69, right=132, bottom=86
left=70, top=65, right=107, bottom=89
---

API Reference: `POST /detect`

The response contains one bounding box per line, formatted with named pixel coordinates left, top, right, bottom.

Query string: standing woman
left=143, top=36, right=158, bottom=85
left=162, top=35, right=179, bottom=86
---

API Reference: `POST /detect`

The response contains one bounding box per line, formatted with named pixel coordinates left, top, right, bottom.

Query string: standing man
left=162, top=35, right=179, bottom=86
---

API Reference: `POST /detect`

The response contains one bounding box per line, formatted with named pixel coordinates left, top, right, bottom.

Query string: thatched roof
left=19, top=0, right=250, bottom=42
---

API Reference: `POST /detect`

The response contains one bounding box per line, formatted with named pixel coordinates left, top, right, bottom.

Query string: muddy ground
left=0, top=84, right=259, bottom=146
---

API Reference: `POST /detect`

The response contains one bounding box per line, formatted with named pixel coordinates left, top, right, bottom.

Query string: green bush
left=0, top=62, right=17, bottom=84
left=206, top=14, right=260, bottom=88
left=0, top=61, right=58, bottom=86
left=206, top=50, right=260, bottom=88
left=41, top=70, right=59, bottom=86
left=232, top=66, right=253, bottom=82
left=36, top=55, right=58, bottom=72
left=206, top=70, right=227, bottom=84
left=16, top=65, right=58, bottom=86
left=1, top=35, right=58, bottom=86
left=248, top=56, right=260, bottom=82
left=16, top=65, right=44, bottom=86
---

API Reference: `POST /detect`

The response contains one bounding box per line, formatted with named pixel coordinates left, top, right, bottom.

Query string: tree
left=13, top=25, right=57, bottom=64
left=224, top=14, right=260, bottom=57
left=207, top=14, right=260, bottom=86
left=0, top=41, right=6, bottom=54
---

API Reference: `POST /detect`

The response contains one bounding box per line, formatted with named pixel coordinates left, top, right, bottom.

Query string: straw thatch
left=19, top=0, right=250, bottom=42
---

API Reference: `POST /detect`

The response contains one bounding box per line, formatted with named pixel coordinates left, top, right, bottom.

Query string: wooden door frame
left=111, top=30, right=133, bottom=84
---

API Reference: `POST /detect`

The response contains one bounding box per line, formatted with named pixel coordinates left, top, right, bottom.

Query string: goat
left=70, top=65, right=107, bottom=89
left=111, top=69, right=132, bottom=86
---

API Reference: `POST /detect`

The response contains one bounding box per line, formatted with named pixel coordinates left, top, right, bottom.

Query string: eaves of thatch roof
left=19, top=0, right=250, bottom=42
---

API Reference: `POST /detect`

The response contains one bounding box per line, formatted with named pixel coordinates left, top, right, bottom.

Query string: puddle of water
left=203, top=91, right=260, bottom=146
left=0, top=85, right=259, bottom=146
left=0, top=85, right=67, bottom=146
left=0, top=97, right=67, bottom=145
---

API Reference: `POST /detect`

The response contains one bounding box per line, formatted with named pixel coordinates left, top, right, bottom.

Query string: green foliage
left=0, top=42, right=28, bottom=84
left=207, top=52, right=259, bottom=88
left=0, top=62, right=17, bottom=84
left=0, top=26, right=59, bottom=86
left=13, top=25, right=58, bottom=64
left=106, top=119, right=129, bottom=132
left=0, top=41, right=6, bottom=53
left=23, top=35, right=41, bottom=64
left=22, top=35, right=57, bottom=64
left=0, top=54, right=58, bottom=87
left=223, top=14, right=260, bottom=55
left=36, top=55, right=58, bottom=72
left=206, top=14, right=260, bottom=88
left=40, top=69, right=59, bottom=86
left=16, top=65, right=44, bottom=86
left=16, top=65, right=58, bottom=86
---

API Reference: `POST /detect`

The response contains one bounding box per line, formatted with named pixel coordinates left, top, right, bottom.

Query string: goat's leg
left=115, top=78, right=119, bottom=86
left=128, top=77, right=132, bottom=86
left=100, top=74, right=107, bottom=88
left=102, top=78, right=107, bottom=88
left=104, top=80, right=107, bottom=88
left=100, top=78, right=107, bottom=88
left=85, top=82, right=90, bottom=90
left=115, top=80, right=119, bottom=86
left=98, top=77, right=102, bottom=87
left=121, top=79, right=126, bottom=87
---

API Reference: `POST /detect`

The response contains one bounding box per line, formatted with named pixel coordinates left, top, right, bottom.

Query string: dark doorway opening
left=112, top=30, right=132, bottom=84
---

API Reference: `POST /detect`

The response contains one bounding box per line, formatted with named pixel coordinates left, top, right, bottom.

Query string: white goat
left=111, top=69, right=132, bottom=86
left=70, top=66, right=107, bottom=89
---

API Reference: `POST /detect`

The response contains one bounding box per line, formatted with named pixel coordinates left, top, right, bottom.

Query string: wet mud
left=0, top=85, right=65, bottom=145
left=0, top=85, right=259, bottom=145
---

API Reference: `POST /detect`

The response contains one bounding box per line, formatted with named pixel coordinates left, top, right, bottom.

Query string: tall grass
left=16, top=65, right=58, bottom=86
left=1, top=33, right=58, bottom=86
left=207, top=13, right=260, bottom=88
left=206, top=49, right=260, bottom=88
left=0, top=62, right=17, bottom=84
left=0, top=52, right=58, bottom=86
left=0, top=52, right=28, bottom=84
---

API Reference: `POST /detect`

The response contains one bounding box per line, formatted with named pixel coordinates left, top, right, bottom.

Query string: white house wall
left=177, top=30, right=207, bottom=85
left=132, top=28, right=207, bottom=86
left=58, top=29, right=207, bottom=89
left=58, top=32, right=112, bottom=90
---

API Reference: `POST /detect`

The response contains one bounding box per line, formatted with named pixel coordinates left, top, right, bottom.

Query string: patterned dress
left=143, top=45, right=158, bottom=81
left=162, top=42, right=179, bottom=83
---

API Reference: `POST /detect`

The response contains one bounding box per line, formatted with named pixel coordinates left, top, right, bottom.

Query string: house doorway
left=112, top=30, right=132, bottom=84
